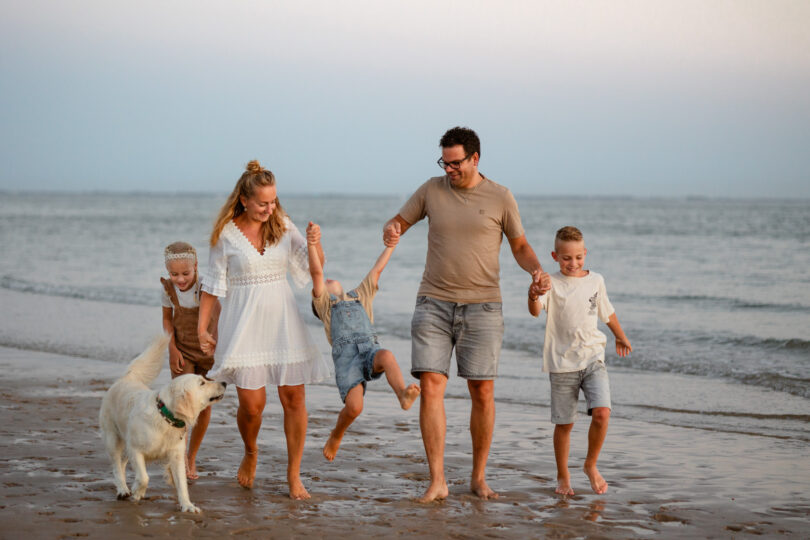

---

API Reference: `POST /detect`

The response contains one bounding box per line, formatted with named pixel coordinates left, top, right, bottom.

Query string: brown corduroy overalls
left=161, top=278, right=216, bottom=375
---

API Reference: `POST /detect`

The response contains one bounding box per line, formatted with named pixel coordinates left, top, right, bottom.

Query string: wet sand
left=1, top=345, right=808, bottom=539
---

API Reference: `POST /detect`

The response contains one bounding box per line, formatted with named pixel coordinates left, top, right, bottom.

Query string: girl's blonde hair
left=164, top=241, right=197, bottom=265
left=210, top=160, right=288, bottom=247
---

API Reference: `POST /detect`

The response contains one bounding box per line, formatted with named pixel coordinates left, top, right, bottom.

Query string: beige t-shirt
left=399, top=175, right=525, bottom=303
left=311, top=272, right=377, bottom=345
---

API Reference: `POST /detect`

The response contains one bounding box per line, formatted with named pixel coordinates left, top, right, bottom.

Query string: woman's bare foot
left=237, top=450, right=258, bottom=488
left=323, top=430, right=343, bottom=461
left=555, top=475, right=575, bottom=496
left=470, top=478, right=499, bottom=500
left=416, top=480, right=449, bottom=503
left=398, top=384, right=421, bottom=410
left=584, top=464, right=608, bottom=494
left=288, top=477, right=311, bottom=500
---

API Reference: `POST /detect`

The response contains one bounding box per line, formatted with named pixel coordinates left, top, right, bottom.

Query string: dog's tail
left=122, top=334, right=172, bottom=386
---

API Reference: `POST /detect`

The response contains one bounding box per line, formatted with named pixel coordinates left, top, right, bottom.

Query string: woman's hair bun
left=246, top=160, right=264, bottom=174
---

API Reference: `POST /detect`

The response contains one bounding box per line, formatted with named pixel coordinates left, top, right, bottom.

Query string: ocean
left=1, top=192, right=808, bottom=443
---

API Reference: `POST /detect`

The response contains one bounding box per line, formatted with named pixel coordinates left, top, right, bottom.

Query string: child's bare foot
left=470, top=478, right=499, bottom=500
left=399, top=384, right=421, bottom=410
left=185, top=455, right=199, bottom=480
left=584, top=464, right=608, bottom=494
left=416, top=480, right=449, bottom=503
left=323, top=430, right=343, bottom=461
left=237, top=450, right=257, bottom=488
left=555, top=475, right=575, bottom=496
left=289, top=477, right=311, bottom=500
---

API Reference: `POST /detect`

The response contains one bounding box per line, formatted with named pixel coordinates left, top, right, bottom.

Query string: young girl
left=160, top=241, right=221, bottom=480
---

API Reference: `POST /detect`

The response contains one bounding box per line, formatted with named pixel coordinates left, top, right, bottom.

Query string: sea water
left=1, top=192, right=808, bottom=442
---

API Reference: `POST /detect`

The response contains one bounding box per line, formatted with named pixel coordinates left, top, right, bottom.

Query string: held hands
left=383, top=221, right=401, bottom=247
left=615, top=336, right=632, bottom=357
left=306, top=221, right=321, bottom=246
left=528, top=268, right=551, bottom=299
left=198, top=330, right=217, bottom=356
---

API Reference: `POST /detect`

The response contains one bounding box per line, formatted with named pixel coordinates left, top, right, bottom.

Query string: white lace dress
left=201, top=218, right=330, bottom=389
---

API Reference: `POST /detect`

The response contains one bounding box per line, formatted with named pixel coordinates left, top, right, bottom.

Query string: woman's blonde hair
left=210, top=160, right=288, bottom=246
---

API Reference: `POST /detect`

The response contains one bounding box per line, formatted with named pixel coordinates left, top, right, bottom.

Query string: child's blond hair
left=555, top=226, right=583, bottom=247
left=164, top=241, right=197, bottom=264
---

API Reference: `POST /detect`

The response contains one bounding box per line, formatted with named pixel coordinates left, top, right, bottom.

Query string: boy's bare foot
left=323, top=430, right=343, bottom=461
left=399, top=384, right=421, bottom=410
left=237, top=450, right=258, bottom=488
left=417, top=480, right=449, bottom=503
left=584, top=464, right=608, bottom=494
left=470, top=478, right=499, bottom=500
left=289, top=477, right=311, bottom=500
left=555, top=475, right=575, bottom=496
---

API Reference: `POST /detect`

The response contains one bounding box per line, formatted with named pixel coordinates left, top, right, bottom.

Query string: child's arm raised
left=606, top=313, right=632, bottom=357
left=527, top=281, right=546, bottom=317
left=369, top=245, right=395, bottom=288
left=307, top=221, right=326, bottom=298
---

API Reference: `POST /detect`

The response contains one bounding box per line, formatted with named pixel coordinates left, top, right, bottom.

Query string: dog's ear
left=172, top=390, right=197, bottom=423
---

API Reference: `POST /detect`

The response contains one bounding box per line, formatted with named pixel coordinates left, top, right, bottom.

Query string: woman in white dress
left=197, top=160, right=330, bottom=499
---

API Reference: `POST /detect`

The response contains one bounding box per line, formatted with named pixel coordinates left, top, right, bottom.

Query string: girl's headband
left=165, top=252, right=196, bottom=262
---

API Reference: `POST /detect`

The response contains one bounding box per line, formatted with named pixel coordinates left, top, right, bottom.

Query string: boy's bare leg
left=584, top=407, right=610, bottom=494
left=186, top=405, right=211, bottom=479
left=373, top=349, right=420, bottom=410
left=554, top=423, right=575, bottom=496
left=468, top=379, right=498, bottom=499
left=323, top=384, right=364, bottom=461
left=417, top=372, right=449, bottom=503
left=236, top=387, right=266, bottom=489
left=278, top=385, right=310, bottom=500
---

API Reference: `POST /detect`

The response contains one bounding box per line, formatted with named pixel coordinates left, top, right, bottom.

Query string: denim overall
left=329, top=290, right=382, bottom=402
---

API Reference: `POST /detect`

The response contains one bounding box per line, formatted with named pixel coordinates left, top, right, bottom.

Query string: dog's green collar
left=156, top=397, right=186, bottom=428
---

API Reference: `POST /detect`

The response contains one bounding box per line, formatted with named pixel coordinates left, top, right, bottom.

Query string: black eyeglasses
left=437, top=153, right=472, bottom=170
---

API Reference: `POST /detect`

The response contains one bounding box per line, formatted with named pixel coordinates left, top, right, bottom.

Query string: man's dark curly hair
left=439, top=126, right=481, bottom=157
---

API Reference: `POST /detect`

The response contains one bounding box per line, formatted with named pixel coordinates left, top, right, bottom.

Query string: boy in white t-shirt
left=528, top=226, right=631, bottom=496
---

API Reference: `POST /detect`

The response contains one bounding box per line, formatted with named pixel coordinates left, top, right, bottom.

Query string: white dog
left=99, top=335, right=226, bottom=513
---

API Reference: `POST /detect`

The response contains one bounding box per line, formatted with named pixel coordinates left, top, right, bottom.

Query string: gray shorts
left=549, top=361, right=611, bottom=424
left=410, top=295, right=504, bottom=380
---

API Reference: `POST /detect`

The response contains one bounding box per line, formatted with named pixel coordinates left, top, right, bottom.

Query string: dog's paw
left=116, top=491, right=131, bottom=500
left=180, top=503, right=201, bottom=513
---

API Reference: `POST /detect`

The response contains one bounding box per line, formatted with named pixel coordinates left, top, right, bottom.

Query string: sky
left=1, top=0, right=809, bottom=198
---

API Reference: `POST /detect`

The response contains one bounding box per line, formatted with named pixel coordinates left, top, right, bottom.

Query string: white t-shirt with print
left=538, top=271, right=615, bottom=373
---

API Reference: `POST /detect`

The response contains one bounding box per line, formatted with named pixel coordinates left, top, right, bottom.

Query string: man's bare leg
left=236, top=387, right=266, bottom=489
left=584, top=407, right=610, bottom=494
left=417, top=372, right=449, bottom=503
left=373, top=349, right=420, bottom=410
left=468, top=379, right=497, bottom=499
left=323, top=385, right=364, bottom=461
left=553, top=423, right=575, bottom=496
left=278, top=385, right=311, bottom=500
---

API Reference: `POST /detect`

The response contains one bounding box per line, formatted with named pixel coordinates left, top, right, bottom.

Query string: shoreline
left=1, top=345, right=808, bottom=538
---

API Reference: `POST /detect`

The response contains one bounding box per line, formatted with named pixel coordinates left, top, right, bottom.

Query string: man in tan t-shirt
left=383, top=126, right=551, bottom=503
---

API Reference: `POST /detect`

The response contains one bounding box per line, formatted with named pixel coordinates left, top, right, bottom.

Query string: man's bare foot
left=399, top=384, right=421, bottom=410
left=584, top=464, right=608, bottom=494
left=323, top=430, right=343, bottom=461
left=470, top=478, right=499, bottom=500
left=237, top=450, right=257, bottom=488
left=289, top=477, right=311, bottom=500
left=555, top=475, right=575, bottom=496
left=416, top=480, right=449, bottom=503
left=186, top=455, right=199, bottom=480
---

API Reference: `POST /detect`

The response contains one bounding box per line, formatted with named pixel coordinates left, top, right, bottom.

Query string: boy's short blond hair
left=555, top=226, right=583, bottom=244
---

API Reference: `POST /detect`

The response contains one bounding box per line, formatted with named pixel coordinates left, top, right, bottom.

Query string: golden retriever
left=99, top=335, right=226, bottom=513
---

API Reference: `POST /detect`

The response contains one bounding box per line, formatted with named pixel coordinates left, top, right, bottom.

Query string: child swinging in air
left=306, top=222, right=420, bottom=461
left=160, top=241, right=221, bottom=479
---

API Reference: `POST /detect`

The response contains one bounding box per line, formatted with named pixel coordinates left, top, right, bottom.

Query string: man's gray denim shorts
left=410, top=295, right=504, bottom=380
left=549, top=361, right=611, bottom=424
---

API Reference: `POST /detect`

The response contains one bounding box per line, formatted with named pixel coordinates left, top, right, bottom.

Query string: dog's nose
left=222, top=382, right=227, bottom=389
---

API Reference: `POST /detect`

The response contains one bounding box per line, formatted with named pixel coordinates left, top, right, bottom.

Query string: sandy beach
left=1, top=342, right=808, bottom=539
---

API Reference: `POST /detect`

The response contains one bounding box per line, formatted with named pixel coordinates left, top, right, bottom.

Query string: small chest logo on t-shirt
left=479, top=209, right=486, bottom=215
left=588, top=292, right=598, bottom=315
